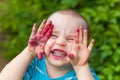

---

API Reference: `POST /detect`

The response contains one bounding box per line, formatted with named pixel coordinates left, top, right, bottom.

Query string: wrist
left=74, top=63, right=94, bottom=80
left=24, top=47, right=37, bottom=59
left=73, top=63, right=89, bottom=73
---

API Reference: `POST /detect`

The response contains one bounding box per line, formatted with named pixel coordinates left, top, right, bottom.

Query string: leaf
left=109, top=24, right=120, bottom=36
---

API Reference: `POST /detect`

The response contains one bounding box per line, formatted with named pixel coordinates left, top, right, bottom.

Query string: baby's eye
left=51, top=34, right=58, bottom=39
left=67, top=38, right=74, bottom=42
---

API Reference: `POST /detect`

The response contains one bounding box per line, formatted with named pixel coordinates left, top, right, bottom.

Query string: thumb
left=67, top=53, right=76, bottom=65
left=35, top=43, right=45, bottom=60
left=67, top=52, right=79, bottom=66
left=67, top=53, right=75, bottom=60
left=38, top=52, right=43, bottom=60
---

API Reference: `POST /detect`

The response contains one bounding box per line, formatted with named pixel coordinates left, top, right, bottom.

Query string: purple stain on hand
left=67, top=53, right=74, bottom=60
left=29, top=36, right=38, bottom=46
left=38, top=52, right=43, bottom=60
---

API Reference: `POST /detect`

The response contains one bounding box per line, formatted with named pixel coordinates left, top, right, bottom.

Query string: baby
left=0, top=10, right=99, bottom=80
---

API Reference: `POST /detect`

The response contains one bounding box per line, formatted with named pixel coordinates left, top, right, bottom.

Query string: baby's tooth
left=52, top=50, right=66, bottom=56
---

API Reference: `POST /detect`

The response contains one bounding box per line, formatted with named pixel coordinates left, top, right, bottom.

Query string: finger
left=74, top=28, right=79, bottom=43
left=67, top=53, right=78, bottom=65
left=37, top=43, right=44, bottom=60
left=29, top=23, right=38, bottom=46
left=38, top=52, right=43, bottom=60
left=40, top=21, right=52, bottom=38
left=68, top=43, right=79, bottom=60
left=88, top=39, right=95, bottom=52
left=29, top=36, right=38, bottom=46
left=41, top=24, right=54, bottom=42
left=79, top=26, right=82, bottom=44
left=30, top=23, right=37, bottom=38
left=37, top=19, right=47, bottom=35
left=83, top=30, right=88, bottom=47
left=67, top=53, right=75, bottom=60
left=35, top=43, right=45, bottom=60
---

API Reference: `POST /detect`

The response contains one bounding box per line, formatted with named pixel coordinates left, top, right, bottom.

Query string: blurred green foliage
left=0, top=0, right=120, bottom=80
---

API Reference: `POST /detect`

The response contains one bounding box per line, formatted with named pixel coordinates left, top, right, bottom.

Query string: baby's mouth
left=51, top=49, right=67, bottom=57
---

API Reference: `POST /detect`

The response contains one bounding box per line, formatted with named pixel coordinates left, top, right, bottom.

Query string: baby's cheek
left=67, top=42, right=73, bottom=52
left=44, top=39, right=55, bottom=56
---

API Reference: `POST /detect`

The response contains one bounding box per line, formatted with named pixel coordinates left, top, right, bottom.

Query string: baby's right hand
left=28, top=19, right=54, bottom=60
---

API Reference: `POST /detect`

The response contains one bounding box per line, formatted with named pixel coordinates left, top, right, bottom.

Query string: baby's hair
left=49, top=9, right=91, bottom=39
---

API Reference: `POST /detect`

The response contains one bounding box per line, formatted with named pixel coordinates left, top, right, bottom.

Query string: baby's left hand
left=67, top=26, right=95, bottom=70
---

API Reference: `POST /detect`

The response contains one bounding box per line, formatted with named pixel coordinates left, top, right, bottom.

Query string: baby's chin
left=46, top=58, right=72, bottom=68
left=45, top=55, right=72, bottom=66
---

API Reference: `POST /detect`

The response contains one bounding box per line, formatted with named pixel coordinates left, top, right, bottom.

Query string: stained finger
left=36, top=44, right=44, bottom=60
left=30, top=23, right=37, bottom=38
left=38, top=52, right=43, bottom=60
left=45, top=24, right=54, bottom=41
left=29, top=36, right=38, bottom=46
left=37, top=19, right=47, bottom=35
left=74, top=28, right=79, bottom=43
left=41, top=24, right=54, bottom=42
left=67, top=53, right=78, bottom=65
left=40, top=21, right=52, bottom=38
left=67, top=53, right=75, bottom=60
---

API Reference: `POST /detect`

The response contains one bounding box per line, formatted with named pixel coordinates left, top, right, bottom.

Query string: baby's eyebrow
left=67, top=34, right=74, bottom=37
left=52, top=30, right=59, bottom=34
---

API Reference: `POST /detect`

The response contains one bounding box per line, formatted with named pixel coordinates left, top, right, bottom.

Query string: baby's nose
left=56, top=37, right=66, bottom=46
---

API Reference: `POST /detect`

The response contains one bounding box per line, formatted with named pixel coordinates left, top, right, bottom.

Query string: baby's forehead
left=52, top=25, right=79, bottom=35
left=48, top=13, right=80, bottom=21
left=48, top=13, right=87, bottom=28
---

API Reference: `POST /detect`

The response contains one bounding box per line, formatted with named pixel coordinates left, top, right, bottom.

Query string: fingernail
left=38, top=52, right=43, bottom=60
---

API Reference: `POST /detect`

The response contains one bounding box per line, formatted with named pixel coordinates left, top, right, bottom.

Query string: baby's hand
left=67, top=26, right=94, bottom=70
left=28, top=19, right=54, bottom=60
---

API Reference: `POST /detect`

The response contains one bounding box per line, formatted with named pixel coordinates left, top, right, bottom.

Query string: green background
left=0, top=0, right=120, bottom=80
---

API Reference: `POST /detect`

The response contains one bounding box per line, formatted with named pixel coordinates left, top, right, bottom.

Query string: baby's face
left=44, top=13, right=82, bottom=68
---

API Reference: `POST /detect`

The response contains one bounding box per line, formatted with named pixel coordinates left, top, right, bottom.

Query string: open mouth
left=51, top=49, right=67, bottom=58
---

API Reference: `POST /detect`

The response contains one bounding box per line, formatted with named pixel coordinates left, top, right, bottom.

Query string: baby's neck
left=46, top=61, right=73, bottom=78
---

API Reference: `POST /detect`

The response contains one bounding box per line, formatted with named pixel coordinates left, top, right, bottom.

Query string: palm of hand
left=28, top=20, right=54, bottom=59
left=68, top=27, right=95, bottom=67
